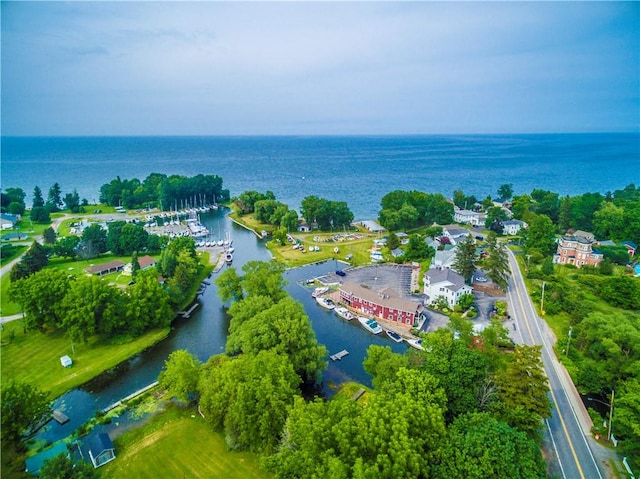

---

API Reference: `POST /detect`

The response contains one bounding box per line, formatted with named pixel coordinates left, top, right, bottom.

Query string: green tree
left=53, top=236, right=80, bottom=260
left=39, top=453, right=97, bottom=479
left=81, top=223, right=108, bottom=255
left=47, top=183, right=63, bottom=212
left=493, top=345, right=551, bottom=439
left=497, top=183, right=514, bottom=201
left=226, top=296, right=327, bottom=383
left=130, top=252, right=141, bottom=278
left=601, top=276, right=640, bottom=309
left=524, top=214, right=557, bottom=256
left=570, top=192, right=604, bottom=232
left=403, top=234, right=434, bottom=262
left=363, top=345, right=408, bottom=390
left=281, top=209, right=299, bottom=233
left=484, top=231, right=510, bottom=289
left=614, top=378, right=640, bottom=460
left=458, top=292, right=475, bottom=310
left=10, top=241, right=50, bottom=281
left=8, top=269, right=71, bottom=331
left=424, top=225, right=444, bottom=239
left=199, top=350, right=300, bottom=453
left=452, top=234, right=477, bottom=284
left=386, top=232, right=400, bottom=250
left=42, top=227, right=57, bottom=245
left=485, top=206, right=509, bottom=231
left=1, top=380, right=51, bottom=445
left=30, top=206, right=51, bottom=224
left=63, top=189, right=81, bottom=213
left=125, top=269, right=172, bottom=335
left=215, top=266, right=244, bottom=302
left=241, top=260, right=287, bottom=300
left=531, top=189, right=560, bottom=222
left=436, top=412, right=546, bottom=479
left=61, top=275, right=124, bottom=341
left=424, top=193, right=454, bottom=225
left=558, top=195, right=573, bottom=232
left=511, top=194, right=535, bottom=221
left=159, top=350, right=201, bottom=403
left=593, top=201, right=625, bottom=240
left=32, top=186, right=45, bottom=208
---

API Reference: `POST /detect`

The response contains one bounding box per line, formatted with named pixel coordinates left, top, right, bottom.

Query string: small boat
left=228, top=245, right=235, bottom=254
left=406, top=338, right=424, bottom=350
left=217, top=239, right=224, bottom=247
left=358, top=316, right=383, bottom=335
left=225, top=252, right=233, bottom=264
left=312, top=287, right=329, bottom=298
left=334, top=306, right=354, bottom=321
left=385, top=330, right=403, bottom=343
left=334, top=247, right=339, bottom=254
left=316, top=297, right=335, bottom=310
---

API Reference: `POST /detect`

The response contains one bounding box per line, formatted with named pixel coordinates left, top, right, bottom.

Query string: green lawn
left=98, top=405, right=271, bottom=479
left=0, top=320, right=169, bottom=399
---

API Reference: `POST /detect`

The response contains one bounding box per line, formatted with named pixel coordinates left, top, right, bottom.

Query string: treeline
left=378, top=190, right=453, bottom=230
left=234, top=190, right=355, bottom=233
left=8, top=238, right=201, bottom=341
left=158, top=261, right=550, bottom=478
left=99, top=173, right=229, bottom=210
left=1, top=183, right=87, bottom=221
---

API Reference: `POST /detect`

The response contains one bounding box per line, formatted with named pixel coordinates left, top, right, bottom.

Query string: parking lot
left=320, top=264, right=419, bottom=301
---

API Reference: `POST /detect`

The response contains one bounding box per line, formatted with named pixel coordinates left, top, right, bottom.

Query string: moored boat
left=385, top=330, right=403, bottom=343
left=334, top=306, right=354, bottom=321
left=358, top=316, right=383, bottom=334
left=312, top=287, right=329, bottom=298
left=406, top=338, right=424, bottom=350
left=225, top=252, right=233, bottom=263
left=316, top=297, right=336, bottom=310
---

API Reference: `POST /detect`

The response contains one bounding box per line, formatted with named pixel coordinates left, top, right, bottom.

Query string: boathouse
left=339, top=281, right=422, bottom=325
left=84, top=260, right=125, bottom=276
left=78, top=433, right=116, bottom=468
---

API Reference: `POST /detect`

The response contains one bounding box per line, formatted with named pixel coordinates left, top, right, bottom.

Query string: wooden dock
left=102, top=381, right=159, bottom=414
left=179, top=302, right=200, bottom=319
left=352, top=388, right=366, bottom=402
left=52, top=409, right=69, bottom=424
left=330, top=349, right=349, bottom=361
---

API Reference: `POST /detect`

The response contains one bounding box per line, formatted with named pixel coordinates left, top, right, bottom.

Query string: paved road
left=506, top=249, right=606, bottom=479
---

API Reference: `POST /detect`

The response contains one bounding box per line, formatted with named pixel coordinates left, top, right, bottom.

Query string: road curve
left=506, top=249, right=605, bottom=479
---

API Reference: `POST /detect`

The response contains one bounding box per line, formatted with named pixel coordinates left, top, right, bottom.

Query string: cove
left=33, top=209, right=406, bottom=446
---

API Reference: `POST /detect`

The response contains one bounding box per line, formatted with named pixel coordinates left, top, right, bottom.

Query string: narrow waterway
left=35, top=209, right=406, bottom=445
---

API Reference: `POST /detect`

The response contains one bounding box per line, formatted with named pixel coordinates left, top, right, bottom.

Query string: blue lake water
left=2, top=134, right=638, bottom=219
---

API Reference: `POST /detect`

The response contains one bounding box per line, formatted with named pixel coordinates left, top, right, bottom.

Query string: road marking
left=546, top=418, right=567, bottom=479
left=510, top=255, right=586, bottom=479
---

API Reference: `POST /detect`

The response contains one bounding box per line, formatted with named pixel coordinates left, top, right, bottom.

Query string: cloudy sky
left=2, top=1, right=638, bottom=136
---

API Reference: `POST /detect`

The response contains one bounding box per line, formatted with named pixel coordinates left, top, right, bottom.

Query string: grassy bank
left=0, top=321, right=169, bottom=399
left=98, top=405, right=271, bottom=479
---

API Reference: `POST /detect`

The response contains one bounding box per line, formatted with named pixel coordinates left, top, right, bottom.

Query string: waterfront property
left=553, top=233, right=603, bottom=267
left=453, top=207, right=485, bottom=227
left=339, top=281, right=422, bottom=326
left=423, top=267, right=472, bottom=308
left=501, top=219, right=527, bottom=235
left=77, top=432, right=116, bottom=468
left=123, top=255, right=157, bottom=275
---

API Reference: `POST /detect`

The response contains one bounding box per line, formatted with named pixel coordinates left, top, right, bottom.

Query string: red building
left=339, top=281, right=423, bottom=326
left=553, top=235, right=603, bottom=267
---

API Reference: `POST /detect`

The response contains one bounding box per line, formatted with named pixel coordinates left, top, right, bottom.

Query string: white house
left=432, top=246, right=458, bottom=269
left=453, top=208, right=485, bottom=227
left=502, top=219, right=527, bottom=235
left=423, top=267, right=472, bottom=308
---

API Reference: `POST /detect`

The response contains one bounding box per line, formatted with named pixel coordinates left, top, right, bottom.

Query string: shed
left=87, top=433, right=116, bottom=468
left=60, top=355, right=73, bottom=368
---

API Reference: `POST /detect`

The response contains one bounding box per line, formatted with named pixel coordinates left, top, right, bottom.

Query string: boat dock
left=179, top=302, right=200, bottom=319
left=352, top=388, right=366, bottom=401
left=101, top=381, right=159, bottom=414
left=330, top=349, right=349, bottom=361
left=52, top=410, right=69, bottom=424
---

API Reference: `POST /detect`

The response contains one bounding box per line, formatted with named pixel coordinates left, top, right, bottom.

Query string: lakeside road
left=506, top=249, right=615, bottom=479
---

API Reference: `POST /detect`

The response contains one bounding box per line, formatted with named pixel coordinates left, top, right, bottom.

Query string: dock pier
left=330, top=349, right=349, bottom=361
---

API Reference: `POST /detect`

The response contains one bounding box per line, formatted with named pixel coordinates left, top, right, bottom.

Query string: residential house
left=553, top=234, right=603, bottom=267
left=432, top=245, right=458, bottom=269
left=502, top=219, right=528, bottom=235
left=441, top=225, right=472, bottom=245
left=453, top=208, right=484, bottom=227
left=339, top=281, right=423, bottom=325
left=0, top=213, right=20, bottom=230
left=84, top=260, right=125, bottom=276
left=423, top=267, right=472, bottom=308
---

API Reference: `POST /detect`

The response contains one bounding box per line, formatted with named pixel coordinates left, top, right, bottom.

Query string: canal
left=35, top=209, right=406, bottom=445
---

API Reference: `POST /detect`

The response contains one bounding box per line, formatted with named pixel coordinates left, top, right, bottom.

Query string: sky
left=1, top=1, right=639, bottom=136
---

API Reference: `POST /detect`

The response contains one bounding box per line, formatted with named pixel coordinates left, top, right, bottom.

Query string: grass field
left=0, top=321, right=169, bottom=399
left=98, top=405, right=271, bottom=479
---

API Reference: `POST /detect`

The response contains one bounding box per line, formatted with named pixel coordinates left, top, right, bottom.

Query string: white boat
left=334, top=306, right=354, bottom=321
left=358, top=316, right=383, bottom=334
left=312, top=287, right=329, bottom=298
left=316, top=297, right=335, bottom=310
left=228, top=245, right=235, bottom=254
left=217, top=239, right=224, bottom=247
left=225, top=252, right=233, bottom=264
left=406, top=338, right=424, bottom=350
left=385, top=330, right=403, bottom=343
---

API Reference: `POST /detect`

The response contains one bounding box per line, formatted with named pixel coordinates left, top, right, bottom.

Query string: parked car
left=475, top=276, right=487, bottom=282
left=336, top=270, right=346, bottom=277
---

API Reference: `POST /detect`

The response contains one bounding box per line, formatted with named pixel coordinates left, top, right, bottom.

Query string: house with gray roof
left=502, top=219, right=527, bottom=235
left=423, top=267, right=472, bottom=308
left=432, top=245, right=458, bottom=269
left=441, top=225, right=472, bottom=245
